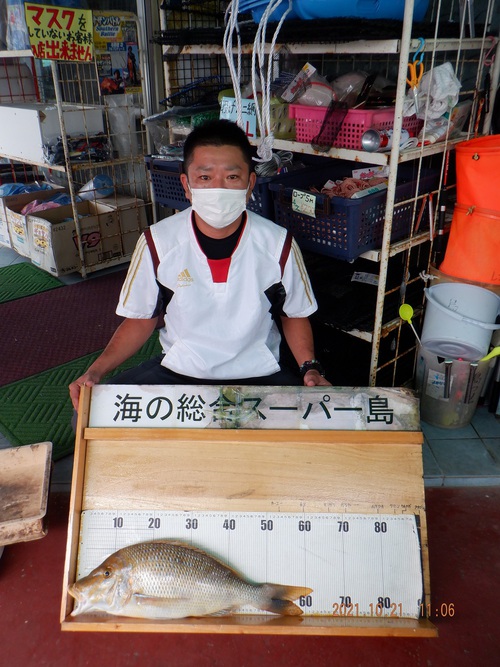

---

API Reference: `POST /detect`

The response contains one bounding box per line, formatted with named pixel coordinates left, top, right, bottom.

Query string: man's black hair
left=182, top=119, right=254, bottom=173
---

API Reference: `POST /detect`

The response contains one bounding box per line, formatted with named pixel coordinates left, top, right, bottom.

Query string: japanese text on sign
left=89, top=385, right=419, bottom=431
left=25, top=3, right=93, bottom=62
left=219, top=97, right=257, bottom=139
left=292, top=189, right=316, bottom=218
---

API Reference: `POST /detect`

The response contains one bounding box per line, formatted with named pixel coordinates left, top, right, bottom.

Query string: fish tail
left=257, top=584, right=313, bottom=616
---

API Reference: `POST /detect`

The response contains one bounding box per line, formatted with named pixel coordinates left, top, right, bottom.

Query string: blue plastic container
left=245, top=0, right=429, bottom=23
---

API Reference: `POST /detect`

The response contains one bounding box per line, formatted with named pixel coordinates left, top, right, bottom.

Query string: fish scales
left=69, top=540, right=313, bottom=620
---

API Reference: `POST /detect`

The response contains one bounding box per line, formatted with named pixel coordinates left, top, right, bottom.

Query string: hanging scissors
left=407, top=37, right=425, bottom=114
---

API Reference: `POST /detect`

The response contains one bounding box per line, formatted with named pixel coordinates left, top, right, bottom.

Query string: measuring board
left=61, top=384, right=437, bottom=636
left=76, top=510, right=423, bottom=619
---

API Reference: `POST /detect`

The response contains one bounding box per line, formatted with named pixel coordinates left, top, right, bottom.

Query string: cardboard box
left=30, top=200, right=123, bottom=276
left=4, top=186, right=65, bottom=257
left=0, top=103, right=104, bottom=164
left=96, top=195, right=149, bottom=234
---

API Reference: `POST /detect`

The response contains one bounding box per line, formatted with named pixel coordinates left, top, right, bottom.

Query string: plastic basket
left=145, top=157, right=189, bottom=210
left=289, top=105, right=423, bottom=150
left=145, top=154, right=333, bottom=218
left=269, top=162, right=439, bottom=261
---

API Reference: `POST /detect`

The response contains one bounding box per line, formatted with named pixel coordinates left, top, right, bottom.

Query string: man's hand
left=69, top=370, right=102, bottom=411
left=303, top=369, right=332, bottom=387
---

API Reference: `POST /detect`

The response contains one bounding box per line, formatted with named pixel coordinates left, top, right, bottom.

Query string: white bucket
left=421, top=283, right=500, bottom=361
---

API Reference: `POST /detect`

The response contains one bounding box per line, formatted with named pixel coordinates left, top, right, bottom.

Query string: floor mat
left=0, top=262, right=63, bottom=303
left=0, top=268, right=127, bottom=385
left=0, top=334, right=161, bottom=461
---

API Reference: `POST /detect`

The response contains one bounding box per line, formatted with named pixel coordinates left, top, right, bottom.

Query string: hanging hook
left=412, top=37, right=425, bottom=65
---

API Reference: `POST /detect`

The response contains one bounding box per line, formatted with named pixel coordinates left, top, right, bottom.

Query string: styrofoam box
left=4, top=186, right=65, bottom=257
left=96, top=195, right=148, bottom=234
left=0, top=103, right=105, bottom=164
left=29, top=200, right=123, bottom=276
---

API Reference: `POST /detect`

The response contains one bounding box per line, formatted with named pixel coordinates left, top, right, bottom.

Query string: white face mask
left=188, top=186, right=248, bottom=229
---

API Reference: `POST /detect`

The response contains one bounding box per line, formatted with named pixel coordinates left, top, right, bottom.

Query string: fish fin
left=258, top=585, right=314, bottom=616
left=132, top=593, right=189, bottom=608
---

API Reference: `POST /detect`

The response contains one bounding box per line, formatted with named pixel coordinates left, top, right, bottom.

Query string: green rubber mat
left=0, top=334, right=161, bottom=461
left=0, top=262, right=63, bottom=303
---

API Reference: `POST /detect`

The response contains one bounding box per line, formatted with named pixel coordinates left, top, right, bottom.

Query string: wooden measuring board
left=61, top=384, right=437, bottom=636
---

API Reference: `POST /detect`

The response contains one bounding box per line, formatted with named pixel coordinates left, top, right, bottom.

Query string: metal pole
left=50, top=60, right=87, bottom=278
left=369, top=0, right=416, bottom=385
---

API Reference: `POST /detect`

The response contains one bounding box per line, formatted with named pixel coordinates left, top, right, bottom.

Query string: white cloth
left=404, top=62, right=462, bottom=120
left=117, top=208, right=318, bottom=380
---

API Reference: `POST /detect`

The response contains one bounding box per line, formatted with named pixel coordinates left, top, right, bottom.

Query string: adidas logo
left=177, top=268, right=194, bottom=287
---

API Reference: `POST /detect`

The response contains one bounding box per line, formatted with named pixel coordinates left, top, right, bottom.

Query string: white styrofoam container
left=0, top=103, right=105, bottom=164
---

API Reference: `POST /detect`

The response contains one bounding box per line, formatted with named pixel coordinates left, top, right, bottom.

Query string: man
left=69, top=120, right=329, bottom=411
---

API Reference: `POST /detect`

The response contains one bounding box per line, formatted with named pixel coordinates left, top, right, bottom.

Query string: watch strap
left=299, top=359, right=325, bottom=378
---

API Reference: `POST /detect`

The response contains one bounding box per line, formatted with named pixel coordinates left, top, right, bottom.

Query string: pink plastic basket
left=289, top=104, right=423, bottom=150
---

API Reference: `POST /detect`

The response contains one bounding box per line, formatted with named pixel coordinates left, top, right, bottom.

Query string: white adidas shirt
left=117, top=208, right=318, bottom=380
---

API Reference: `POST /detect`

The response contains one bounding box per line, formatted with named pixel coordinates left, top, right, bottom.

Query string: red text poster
left=25, top=3, right=93, bottom=62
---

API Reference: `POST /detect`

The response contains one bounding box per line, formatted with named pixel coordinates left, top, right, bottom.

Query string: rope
left=223, top=1, right=244, bottom=128
left=253, top=149, right=294, bottom=176
left=251, top=0, right=293, bottom=163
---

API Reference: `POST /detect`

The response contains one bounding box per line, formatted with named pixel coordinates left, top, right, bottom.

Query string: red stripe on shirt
left=207, top=257, right=231, bottom=283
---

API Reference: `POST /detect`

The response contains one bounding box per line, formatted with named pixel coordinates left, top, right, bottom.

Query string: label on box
left=351, top=271, right=379, bottom=286
left=425, top=371, right=450, bottom=400
left=220, top=97, right=257, bottom=139
left=280, top=62, right=316, bottom=103
left=352, top=166, right=389, bottom=179
left=292, top=189, right=316, bottom=218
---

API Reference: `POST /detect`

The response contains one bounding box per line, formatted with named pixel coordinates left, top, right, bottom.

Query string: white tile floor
left=2, top=244, right=500, bottom=490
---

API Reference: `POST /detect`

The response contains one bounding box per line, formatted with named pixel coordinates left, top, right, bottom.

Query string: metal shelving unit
left=0, top=11, right=154, bottom=278
left=155, top=0, right=499, bottom=386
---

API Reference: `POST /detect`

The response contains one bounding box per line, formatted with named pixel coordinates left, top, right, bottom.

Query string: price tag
left=292, top=189, right=316, bottom=218
left=220, top=97, right=257, bottom=139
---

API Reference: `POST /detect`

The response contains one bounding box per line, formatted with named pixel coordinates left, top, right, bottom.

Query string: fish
left=69, top=540, right=313, bottom=620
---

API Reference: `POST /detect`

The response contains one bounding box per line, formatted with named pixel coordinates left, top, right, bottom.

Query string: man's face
left=181, top=145, right=256, bottom=198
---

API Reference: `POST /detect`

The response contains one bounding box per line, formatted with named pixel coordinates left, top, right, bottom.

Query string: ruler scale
left=77, top=510, right=423, bottom=619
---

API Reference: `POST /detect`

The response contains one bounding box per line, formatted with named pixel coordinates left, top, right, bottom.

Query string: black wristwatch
left=299, top=359, right=326, bottom=378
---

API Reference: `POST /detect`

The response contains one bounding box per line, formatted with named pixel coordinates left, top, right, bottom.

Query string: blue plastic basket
left=269, top=163, right=440, bottom=261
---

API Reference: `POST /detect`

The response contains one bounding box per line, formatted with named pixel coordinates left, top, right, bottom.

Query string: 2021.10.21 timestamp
left=332, top=598, right=407, bottom=617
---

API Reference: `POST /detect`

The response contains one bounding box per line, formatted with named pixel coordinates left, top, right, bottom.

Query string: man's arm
left=69, top=317, right=158, bottom=410
left=280, top=316, right=331, bottom=387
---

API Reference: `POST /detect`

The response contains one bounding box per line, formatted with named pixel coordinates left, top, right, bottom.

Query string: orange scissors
left=407, top=38, right=425, bottom=113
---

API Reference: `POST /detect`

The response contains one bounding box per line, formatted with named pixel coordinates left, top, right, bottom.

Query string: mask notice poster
left=92, top=11, right=141, bottom=96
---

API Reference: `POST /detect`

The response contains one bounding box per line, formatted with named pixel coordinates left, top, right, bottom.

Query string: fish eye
left=104, top=570, right=111, bottom=578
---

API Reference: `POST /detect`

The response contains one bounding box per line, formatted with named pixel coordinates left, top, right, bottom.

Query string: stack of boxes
left=0, top=190, right=148, bottom=276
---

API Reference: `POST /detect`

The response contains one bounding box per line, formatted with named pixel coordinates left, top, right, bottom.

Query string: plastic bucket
left=421, top=283, right=500, bottom=361
left=415, top=344, right=490, bottom=428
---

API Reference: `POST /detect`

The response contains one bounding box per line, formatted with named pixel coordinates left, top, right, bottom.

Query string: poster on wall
left=92, top=11, right=141, bottom=96
left=24, top=2, right=93, bottom=61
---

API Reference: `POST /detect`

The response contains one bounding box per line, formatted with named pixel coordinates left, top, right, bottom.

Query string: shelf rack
left=155, top=0, right=499, bottom=387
